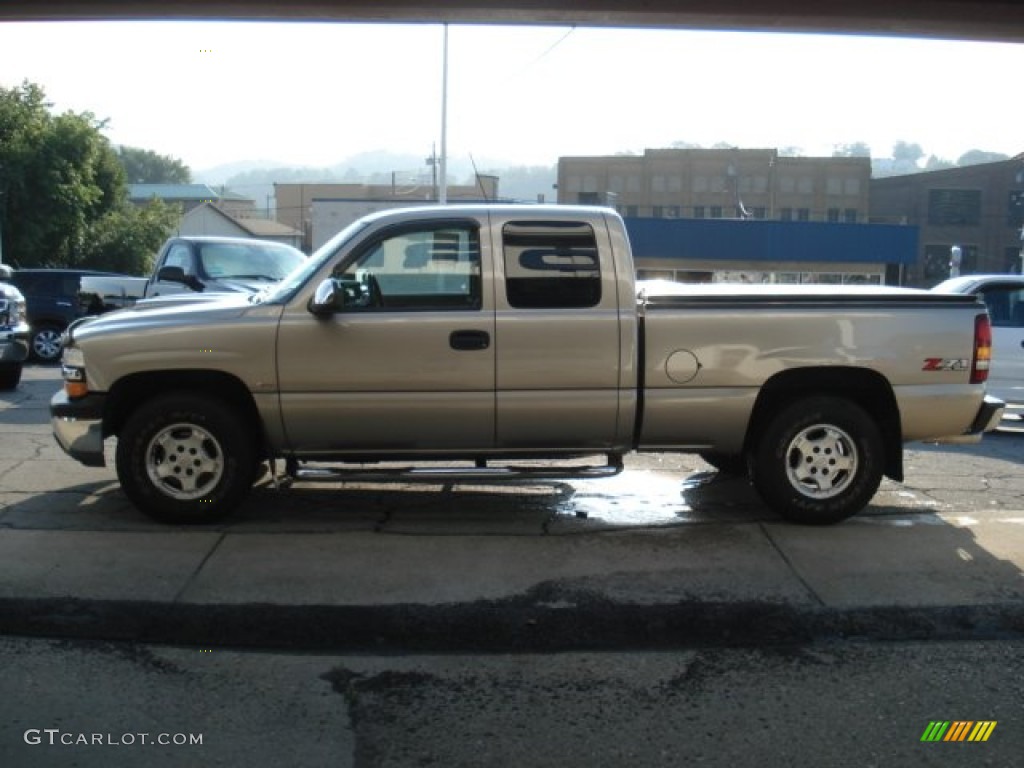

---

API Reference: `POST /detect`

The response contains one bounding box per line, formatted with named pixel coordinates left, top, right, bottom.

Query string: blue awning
left=624, top=218, right=918, bottom=265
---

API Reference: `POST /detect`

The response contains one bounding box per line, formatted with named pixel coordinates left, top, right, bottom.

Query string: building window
left=692, top=176, right=709, bottom=193
left=928, top=189, right=981, bottom=226
left=752, top=207, right=766, bottom=219
left=667, top=205, right=681, bottom=218
left=844, top=178, right=861, bottom=196
left=1005, top=247, right=1023, bottom=273
left=798, top=178, right=814, bottom=194
left=780, top=207, right=793, bottom=222
left=1008, top=190, right=1024, bottom=227
left=826, top=178, right=842, bottom=195
left=844, top=209, right=858, bottom=223
left=693, top=206, right=705, bottom=219
left=578, top=192, right=601, bottom=205
left=924, top=243, right=979, bottom=281
left=626, top=176, right=641, bottom=193
left=668, top=176, right=683, bottom=192
left=625, top=205, right=638, bottom=217
left=608, top=175, right=624, bottom=193
left=652, top=175, right=666, bottom=193
left=827, top=208, right=840, bottom=223
left=797, top=208, right=810, bottom=222
left=710, top=206, right=723, bottom=219
left=779, top=176, right=795, bottom=193
left=652, top=206, right=664, bottom=218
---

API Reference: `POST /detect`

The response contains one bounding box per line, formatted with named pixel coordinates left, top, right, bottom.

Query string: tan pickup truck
left=51, top=205, right=1004, bottom=525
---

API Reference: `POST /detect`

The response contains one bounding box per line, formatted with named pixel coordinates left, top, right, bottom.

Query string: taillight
left=971, top=312, right=991, bottom=384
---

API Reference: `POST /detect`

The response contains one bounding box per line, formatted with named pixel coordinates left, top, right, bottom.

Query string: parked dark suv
left=10, top=269, right=148, bottom=362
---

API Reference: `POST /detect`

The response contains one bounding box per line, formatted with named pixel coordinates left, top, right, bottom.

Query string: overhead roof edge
left=1, top=1, right=1023, bottom=44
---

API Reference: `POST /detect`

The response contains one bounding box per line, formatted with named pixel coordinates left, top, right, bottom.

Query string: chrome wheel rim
left=784, top=423, right=858, bottom=499
left=145, top=423, right=225, bottom=500
left=33, top=329, right=62, bottom=360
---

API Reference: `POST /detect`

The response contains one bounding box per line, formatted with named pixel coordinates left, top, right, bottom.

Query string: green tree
left=0, top=81, right=125, bottom=267
left=80, top=198, right=180, bottom=275
left=832, top=142, right=871, bottom=158
left=925, top=155, right=955, bottom=171
left=891, top=141, right=925, bottom=174
left=117, top=145, right=191, bottom=184
left=957, top=149, right=1009, bottom=167
left=0, top=81, right=181, bottom=272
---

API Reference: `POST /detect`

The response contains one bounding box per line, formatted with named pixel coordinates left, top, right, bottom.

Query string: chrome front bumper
left=50, top=390, right=107, bottom=467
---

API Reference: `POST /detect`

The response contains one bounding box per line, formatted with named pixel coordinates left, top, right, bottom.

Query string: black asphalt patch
left=1, top=587, right=1022, bottom=653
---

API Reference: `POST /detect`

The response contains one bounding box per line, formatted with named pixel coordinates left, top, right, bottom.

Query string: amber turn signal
left=64, top=380, right=89, bottom=399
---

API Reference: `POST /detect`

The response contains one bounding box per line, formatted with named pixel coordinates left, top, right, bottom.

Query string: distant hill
left=195, top=150, right=557, bottom=206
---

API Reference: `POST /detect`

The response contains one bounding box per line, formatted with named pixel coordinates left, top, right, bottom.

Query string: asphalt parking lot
left=1, top=364, right=1022, bottom=651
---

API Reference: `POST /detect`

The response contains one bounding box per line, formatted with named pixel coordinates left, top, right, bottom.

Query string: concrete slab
left=764, top=519, right=1024, bottom=608
left=0, top=530, right=221, bottom=601
left=179, top=524, right=814, bottom=607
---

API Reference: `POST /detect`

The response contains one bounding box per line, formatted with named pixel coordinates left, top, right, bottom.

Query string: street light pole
left=439, top=24, right=449, bottom=205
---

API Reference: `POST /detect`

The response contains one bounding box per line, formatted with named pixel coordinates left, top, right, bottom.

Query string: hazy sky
left=1, top=20, right=1021, bottom=173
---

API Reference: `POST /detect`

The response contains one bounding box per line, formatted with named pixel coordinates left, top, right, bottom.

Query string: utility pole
left=439, top=23, right=449, bottom=205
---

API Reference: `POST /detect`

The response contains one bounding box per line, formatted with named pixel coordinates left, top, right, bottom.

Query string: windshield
left=196, top=242, right=307, bottom=282
left=258, top=219, right=373, bottom=304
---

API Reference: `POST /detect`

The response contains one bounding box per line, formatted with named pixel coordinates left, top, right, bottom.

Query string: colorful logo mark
left=921, top=721, right=997, bottom=742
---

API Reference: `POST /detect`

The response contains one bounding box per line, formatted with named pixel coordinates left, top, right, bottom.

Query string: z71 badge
left=922, top=358, right=970, bottom=371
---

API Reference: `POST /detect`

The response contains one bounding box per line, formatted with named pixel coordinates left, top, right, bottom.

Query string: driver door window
left=335, top=226, right=481, bottom=311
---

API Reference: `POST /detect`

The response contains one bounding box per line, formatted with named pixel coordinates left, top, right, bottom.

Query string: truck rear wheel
left=115, top=393, right=258, bottom=523
left=751, top=396, right=883, bottom=525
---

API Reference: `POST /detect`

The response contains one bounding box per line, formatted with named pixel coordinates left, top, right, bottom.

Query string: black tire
left=751, top=396, right=883, bottom=525
left=30, top=324, right=64, bottom=363
left=698, top=451, right=748, bottom=476
left=0, top=363, right=22, bottom=390
left=115, top=393, right=259, bottom=524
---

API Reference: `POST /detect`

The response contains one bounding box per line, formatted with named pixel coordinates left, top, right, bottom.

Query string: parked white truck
left=144, top=235, right=307, bottom=298
left=51, top=205, right=1003, bottom=524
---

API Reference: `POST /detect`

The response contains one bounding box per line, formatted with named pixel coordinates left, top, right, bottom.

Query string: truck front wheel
left=751, top=396, right=883, bottom=525
left=115, top=393, right=258, bottom=523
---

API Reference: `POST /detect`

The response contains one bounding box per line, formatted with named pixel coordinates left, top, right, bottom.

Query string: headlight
left=0, top=297, right=23, bottom=326
left=62, top=346, right=85, bottom=368
left=61, top=346, right=89, bottom=398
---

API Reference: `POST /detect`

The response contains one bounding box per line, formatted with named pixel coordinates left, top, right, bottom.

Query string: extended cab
left=51, top=205, right=1004, bottom=525
left=144, top=236, right=307, bottom=298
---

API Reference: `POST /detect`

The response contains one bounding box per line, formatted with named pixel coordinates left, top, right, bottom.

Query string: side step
left=282, top=454, right=624, bottom=485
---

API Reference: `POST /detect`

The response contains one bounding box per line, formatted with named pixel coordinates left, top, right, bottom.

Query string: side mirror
left=156, top=266, right=204, bottom=292
left=156, top=265, right=187, bottom=284
left=309, top=278, right=340, bottom=316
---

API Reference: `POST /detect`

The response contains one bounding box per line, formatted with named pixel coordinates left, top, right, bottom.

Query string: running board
left=283, top=455, right=624, bottom=485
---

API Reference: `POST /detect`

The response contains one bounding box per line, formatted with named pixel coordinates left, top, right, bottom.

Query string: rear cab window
left=501, top=221, right=601, bottom=309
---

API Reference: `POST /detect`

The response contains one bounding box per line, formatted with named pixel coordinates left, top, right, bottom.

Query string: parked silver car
left=934, top=274, right=1024, bottom=428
